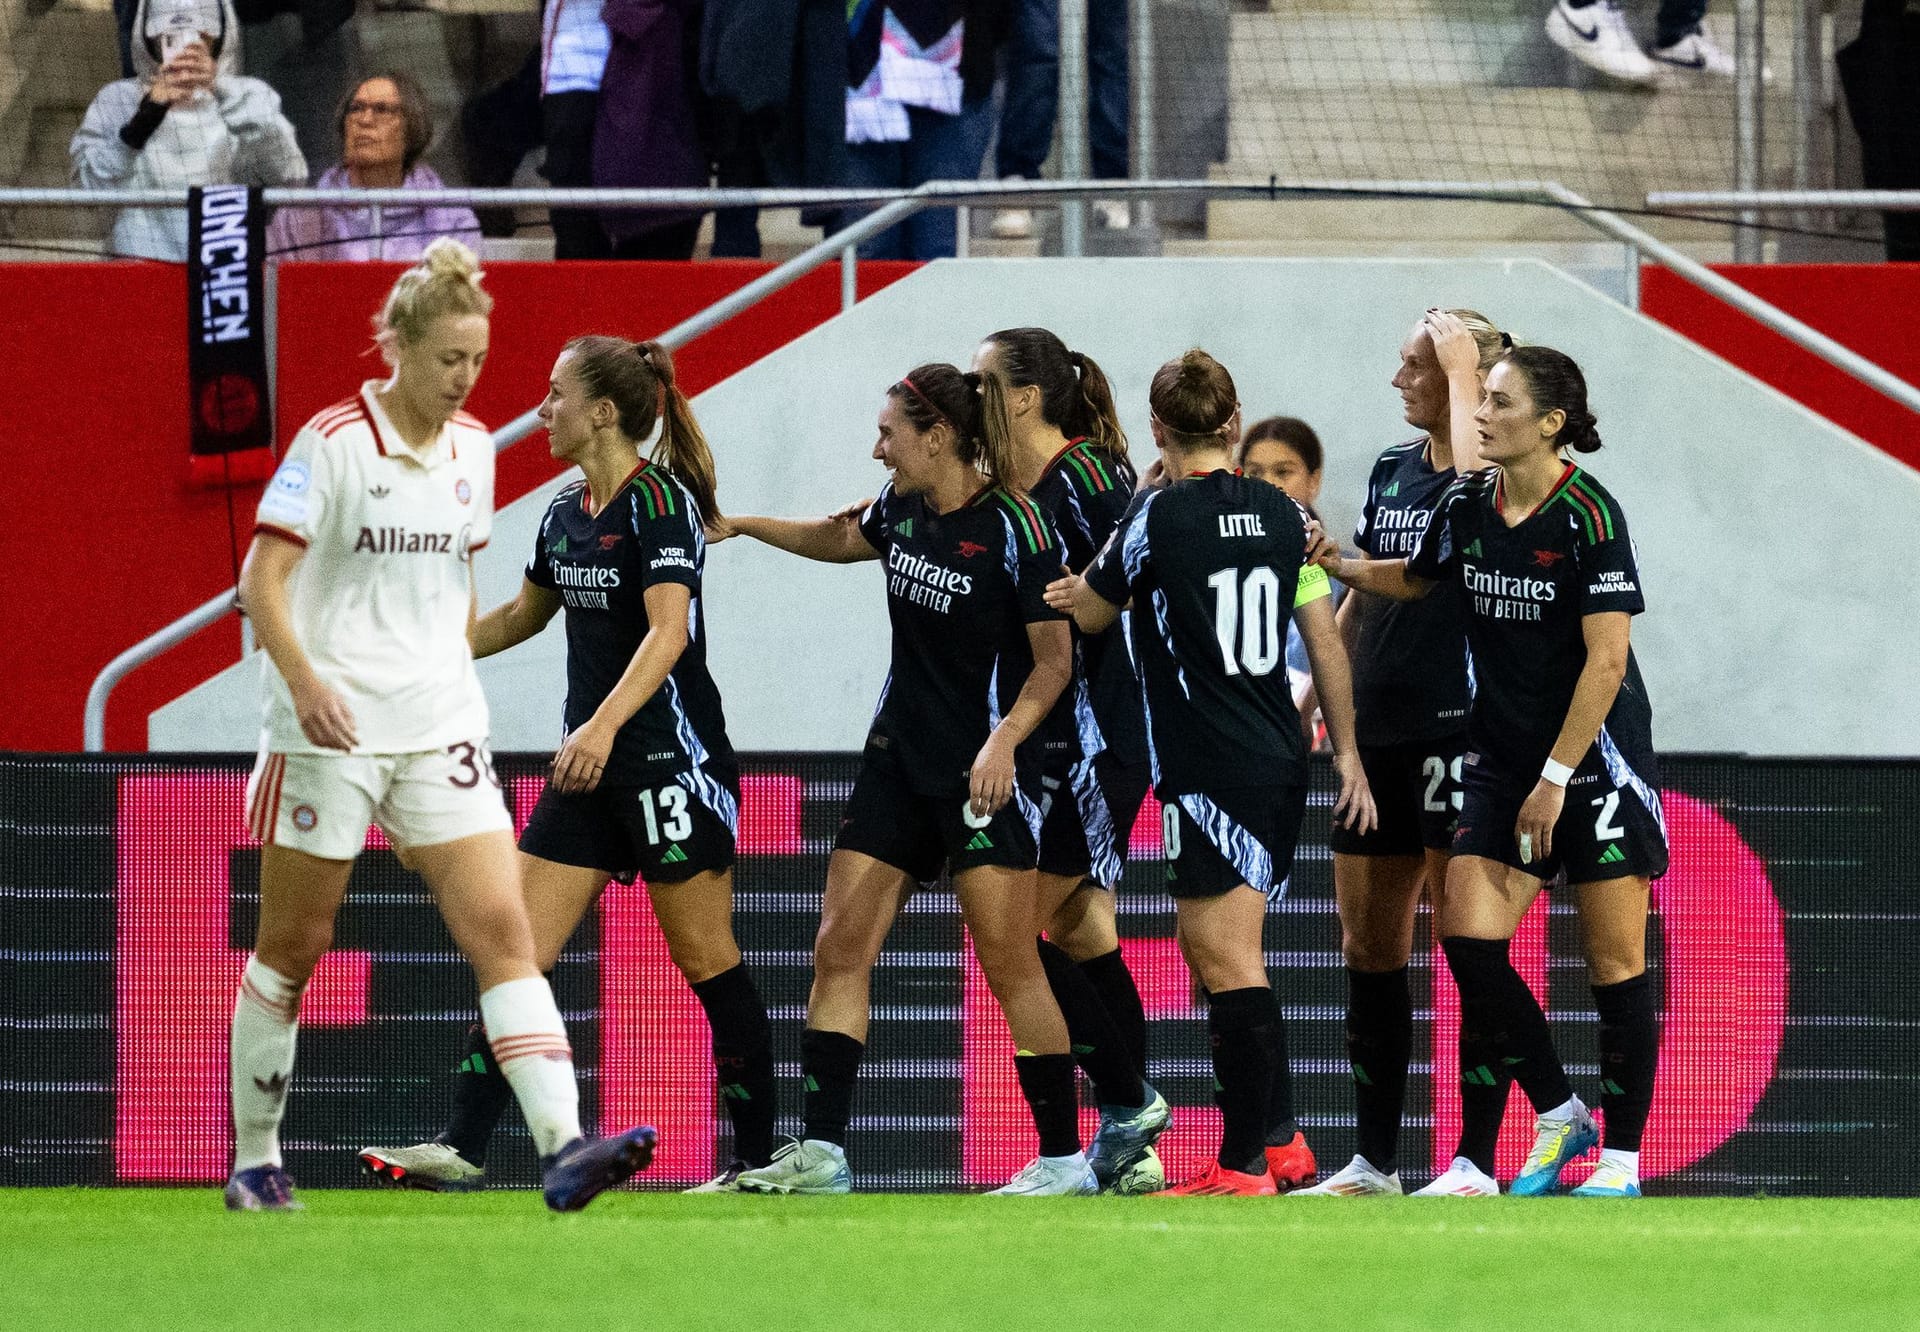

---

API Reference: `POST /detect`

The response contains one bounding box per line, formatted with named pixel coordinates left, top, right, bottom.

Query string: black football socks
left=1210, top=986, right=1282, bottom=1173
left=1592, top=972, right=1659, bottom=1151
left=691, top=964, right=777, bottom=1168
left=1441, top=935, right=1574, bottom=1115
left=1013, top=1052, right=1083, bottom=1158
left=1078, top=947, right=1149, bottom=1078
left=1037, top=938, right=1148, bottom=1110
left=1347, top=965, right=1412, bottom=1173
left=798, top=1027, right=864, bottom=1147
left=440, top=1021, right=511, bottom=1167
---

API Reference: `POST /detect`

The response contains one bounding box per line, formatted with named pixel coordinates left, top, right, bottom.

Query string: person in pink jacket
left=267, top=72, right=482, bottom=263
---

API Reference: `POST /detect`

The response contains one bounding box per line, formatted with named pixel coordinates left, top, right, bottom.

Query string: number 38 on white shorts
left=245, top=741, right=514, bottom=860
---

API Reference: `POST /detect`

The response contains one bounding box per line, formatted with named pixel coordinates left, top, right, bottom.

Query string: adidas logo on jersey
left=895, top=519, right=914, bottom=538
left=965, top=830, right=994, bottom=851
left=1464, top=538, right=1484, bottom=558
left=662, top=845, right=689, bottom=865
left=1382, top=481, right=1400, bottom=497
left=1598, top=843, right=1627, bottom=866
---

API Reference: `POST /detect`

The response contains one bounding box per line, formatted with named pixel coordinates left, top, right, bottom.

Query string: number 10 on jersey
left=1207, top=567, right=1285, bottom=677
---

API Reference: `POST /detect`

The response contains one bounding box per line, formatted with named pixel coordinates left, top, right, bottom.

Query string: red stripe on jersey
left=253, top=523, right=309, bottom=549
left=310, top=403, right=359, bottom=436
left=587, top=462, right=650, bottom=517
left=357, top=388, right=391, bottom=456
left=453, top=411, right=486, bottom=431
left=1035, top=436, right=1085, bottom=486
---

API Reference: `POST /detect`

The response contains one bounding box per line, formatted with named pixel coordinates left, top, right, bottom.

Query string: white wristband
left=1540, top=758, right=1575, bottom=787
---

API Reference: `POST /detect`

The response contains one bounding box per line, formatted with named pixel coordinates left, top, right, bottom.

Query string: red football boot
left=1265, top=1132, right=1318, bottom=1193
left=1151, top=1161, right=1279, bottom=1196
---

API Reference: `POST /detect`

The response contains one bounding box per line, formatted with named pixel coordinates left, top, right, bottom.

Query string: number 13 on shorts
left=636, top=785, right=693, bottom=844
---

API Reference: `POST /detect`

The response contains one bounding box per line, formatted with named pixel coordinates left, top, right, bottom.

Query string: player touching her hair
left=358, top=336, right=777, bottom=1194
left=722, top=364, right=1095, bottom=1196
left=231, top=240, right=654, bottom=1213
left=1317, top=344, right=1666, bottom=1199
left=971, top=326, right=1169, bottom=1193
left=1049, top=349, right=1376, bottom=1195
left=1297, top=307, right=1515, bottom=1198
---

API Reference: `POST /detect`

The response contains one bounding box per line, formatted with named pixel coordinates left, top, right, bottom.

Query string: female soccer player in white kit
left=226, top=239, right=655, bottom=1212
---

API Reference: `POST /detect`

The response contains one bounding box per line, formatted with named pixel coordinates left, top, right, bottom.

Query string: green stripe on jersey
left=638, top=465, right=678, bottom=516
left=1568, top=473, right=1615, bottom=540
left=1063, top=450, right=1099, bottom=493
left=1072, top=444, right=1114, bottom=491
left=995, top=491, right=1047, bottom=554
left=1294, top=563, right=1332, bottom=608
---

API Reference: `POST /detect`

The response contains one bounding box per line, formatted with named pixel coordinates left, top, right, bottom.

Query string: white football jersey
left=253, top=382, right=495, bottom=755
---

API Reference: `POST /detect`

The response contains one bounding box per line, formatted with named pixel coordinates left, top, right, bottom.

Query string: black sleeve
left=1575, top=505, right=1647, bottom=617
left=1083, top=488, right=1154, bottom=608
left=1014, top=512, right=1068, bottom=625
left=1406, top=481, right=1465, bottom=582
left=524, top=508, right=557, bottom=589
left=635, top=503, right=702, bottom=592
left=119, top=97, right=169, bottom=150
left=857, top=483, right=895, bottom=554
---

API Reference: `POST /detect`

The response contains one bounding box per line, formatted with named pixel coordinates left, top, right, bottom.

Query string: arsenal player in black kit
left=1299, top=308, right=1517, bottom=1198
left=1051, top=350, right=1376, bottom=1196
left=360, top=337, right=778, bottom=1194
left=1321, top=345, right=1666, bottom=1200
left=723, top=364, right=1095, bottom=1196
left=972, top=326, right=1169, bottom=1193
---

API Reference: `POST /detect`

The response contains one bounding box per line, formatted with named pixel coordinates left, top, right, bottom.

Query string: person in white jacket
left=70, top=0, right=306, bottom=261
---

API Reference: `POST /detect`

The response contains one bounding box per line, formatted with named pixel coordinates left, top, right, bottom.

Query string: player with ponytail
left=970, top=327, right=1170, bottom=1193
left=236, top=241, right=656, bottom=1213
left=360, top=332, right=774, bottom=1194
left=723, top=363, right=1096, bottom=1197
left=1317, top=343, right=1666, bottom=1201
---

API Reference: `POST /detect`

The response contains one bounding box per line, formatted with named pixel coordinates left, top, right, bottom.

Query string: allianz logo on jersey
left=887, top=543, right=971, bottom=612
left=1217, top=513, right=1266, bottom=538
left=1462, top=561, right=1557, bottom=622
left=354, top=525, right=470, bottom=557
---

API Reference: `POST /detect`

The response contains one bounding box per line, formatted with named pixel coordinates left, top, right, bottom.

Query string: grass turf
left=5, top=1190, right=1919, bottom=1329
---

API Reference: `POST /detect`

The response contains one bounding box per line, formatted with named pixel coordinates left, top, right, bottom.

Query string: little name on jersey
left=887, top=544, right=973, bottom=614
left=1462, top=561, right=1556, bottom=622
left=1218, top=513, right=1266, bottom=538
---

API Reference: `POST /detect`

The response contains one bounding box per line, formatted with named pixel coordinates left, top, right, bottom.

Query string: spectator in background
left=266, top=73, right=482, bottom=262
left=1239, top=415, right=1342, bottom=751
left=540, top=0, right=617, bottom=258
left=834, top=1, right=1011, bottom=260
left=1545, top=1, right=1738, bottom=85
left=593, top=0, right=709, bottom=260
left=990, top=0, right=1127, bottom=240
left=72, top=0, right=307, bottom=261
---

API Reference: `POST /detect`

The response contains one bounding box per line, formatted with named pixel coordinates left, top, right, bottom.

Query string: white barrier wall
left=152, top=257, right=1920, bottom=757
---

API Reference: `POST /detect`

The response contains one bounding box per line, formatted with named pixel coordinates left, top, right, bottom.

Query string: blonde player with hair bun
left=1296, top=306, right=1515, bottom=1199
left=228, top=238, right=657, bottom=1213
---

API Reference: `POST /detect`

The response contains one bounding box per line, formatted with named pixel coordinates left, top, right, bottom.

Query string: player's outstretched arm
left=1294, top=594, right=1377, bottom=835
left=968, top=619, right=1072, bottom=819
left=550, top=582, right=691, bottom=795
left=719, top=512, right=879, bottom=564
left=239, top=533, right=359, bottom=751
left=1042, top=572, right=1121, bottom=634
left=1331, top=554, right=1433, bottom=603
left=471, top=578, right=563, bottom=660
left=1514, top=611, right=1633, bottom=866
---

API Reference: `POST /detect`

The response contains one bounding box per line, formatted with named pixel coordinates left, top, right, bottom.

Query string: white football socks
left=479, top=976, right=582, bottom=1159
left=231, top=955, right=301, bottom=1171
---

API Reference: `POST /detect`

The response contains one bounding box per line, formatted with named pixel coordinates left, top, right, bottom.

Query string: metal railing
left=67, top=176, right=1920, bottom=749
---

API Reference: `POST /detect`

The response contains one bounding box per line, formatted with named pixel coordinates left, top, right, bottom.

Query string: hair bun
left=418, top=237, right=481, bottom=285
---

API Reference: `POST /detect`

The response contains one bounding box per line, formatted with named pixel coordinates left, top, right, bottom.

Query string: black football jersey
left=1028, top=437, right=1148, bottom=769
left=1349, top=437, right=1473, bottom=746
left=857, top=481, right=1069, bottom=796
left=525, top=462, right=734, bottom=787
left=1084, top=470, right=1331, bottom=797
left=1406, top=465, right=1656, bottom=780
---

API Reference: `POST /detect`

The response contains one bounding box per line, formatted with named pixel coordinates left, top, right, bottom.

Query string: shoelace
left=1523, top=1120, right=1574, bottom=1170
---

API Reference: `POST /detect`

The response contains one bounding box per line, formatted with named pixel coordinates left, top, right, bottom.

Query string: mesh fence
left=0, top=2, right=1871, bottom=260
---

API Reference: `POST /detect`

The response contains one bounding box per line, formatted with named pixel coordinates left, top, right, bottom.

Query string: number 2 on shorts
left=637, top=785, right=694, bottom=844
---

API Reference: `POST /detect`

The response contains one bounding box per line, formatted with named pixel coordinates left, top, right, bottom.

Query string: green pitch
left=6, top=1190, right=1919, bottom=1330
